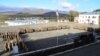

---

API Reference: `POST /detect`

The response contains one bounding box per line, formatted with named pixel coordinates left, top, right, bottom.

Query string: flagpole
left=56, top=10, right=59, bottom=46
left=56, top=0, right=59, bottom=46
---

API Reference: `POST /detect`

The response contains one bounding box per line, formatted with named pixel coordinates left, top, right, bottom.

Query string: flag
left=56, top=10, right=59, bottom=17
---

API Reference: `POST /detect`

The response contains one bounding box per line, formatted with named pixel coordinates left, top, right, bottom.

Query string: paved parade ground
left=22, top=29, right=85, bottom=51
left=0, top=22, right=99, bottom=56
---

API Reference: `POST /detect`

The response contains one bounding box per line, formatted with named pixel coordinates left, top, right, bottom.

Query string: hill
left=0, top=6, right=68, bottom=17
left=93, top=9, right=100, bottom=12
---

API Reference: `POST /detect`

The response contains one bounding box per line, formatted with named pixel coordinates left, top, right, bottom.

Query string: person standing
left=12, top=42, right=19, bottom=56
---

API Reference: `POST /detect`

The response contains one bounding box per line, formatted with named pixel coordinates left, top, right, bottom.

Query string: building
left=74, top=12, right=100, bottom=25
left=5, top=19, right=49, bottom=26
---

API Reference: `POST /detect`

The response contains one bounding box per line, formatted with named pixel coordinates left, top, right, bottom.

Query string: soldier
left=3, top=32, right=6, bottom=41
left=4, top=41, right=9, bottom=51
left=12, top=42, right=19, bottom=55
left=9, top=39, right=13, bottom=51
left=4, top=40, right=11, bottom=51
left=0, top=32, right=1, bottom=36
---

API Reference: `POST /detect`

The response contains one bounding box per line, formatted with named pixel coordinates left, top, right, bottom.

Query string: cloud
left=61, top=2, right=73, bottom=9
left=52, top=0, right=79, bottom=11
left=60, top=1, right=79, bottom=10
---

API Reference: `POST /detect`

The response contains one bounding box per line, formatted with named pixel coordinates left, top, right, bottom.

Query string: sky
left=0, top=0, right=100, bottom=12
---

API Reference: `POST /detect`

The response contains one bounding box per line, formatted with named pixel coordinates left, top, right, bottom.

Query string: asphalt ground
left=0, top=22, right=96, bottom=56
left=21, top=29, right=85, bottom=51
left=0, top=29, right=85, bottom=56
left=56, top=41, right=100, bottom=56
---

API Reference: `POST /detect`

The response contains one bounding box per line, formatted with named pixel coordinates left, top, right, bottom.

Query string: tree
left=68, top=10, right=79, bottom=22
left=0, top=15, right=8, bottom=22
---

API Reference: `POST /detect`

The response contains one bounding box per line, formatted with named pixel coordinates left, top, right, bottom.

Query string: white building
left=74, top=13, right=100, bottom=25
left=5, top=19, right=49, bottom=26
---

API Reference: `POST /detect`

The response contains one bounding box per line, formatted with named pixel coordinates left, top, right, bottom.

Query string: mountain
left=0, top=6, right=68, bottom=17
left=0, top=6, right=52, bottom=14
left=42, top=11, right=68, bottom=17
left=93, top=9, right=100, bottom=12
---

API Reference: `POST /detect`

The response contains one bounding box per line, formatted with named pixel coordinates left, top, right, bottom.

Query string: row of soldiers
left=19, top=28, right=33, bottom=34
left=0, top=25, right=70, bottom=52
left=19, top=25, right=70, bottom=33
left=73, top=25, right=88, bottom=31
left=0, top=32, right=28, bottom=52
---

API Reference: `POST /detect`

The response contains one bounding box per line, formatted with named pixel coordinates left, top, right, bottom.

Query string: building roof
left=80, top=12, right=100, bottom=15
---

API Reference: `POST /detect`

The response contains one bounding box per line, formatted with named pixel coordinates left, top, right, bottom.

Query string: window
left=99, top=16, right=100, bottom=18
left=92, top=16, right=96, bottom=18
left=82, top=16, right=84, bottom=18
left=88, top=16, right=90, bottom=18
left=82, top=20, right=84, bottom=22
left=86, top=16, right=87, bottom=18
left=87, top=19, right=90, bottom=22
